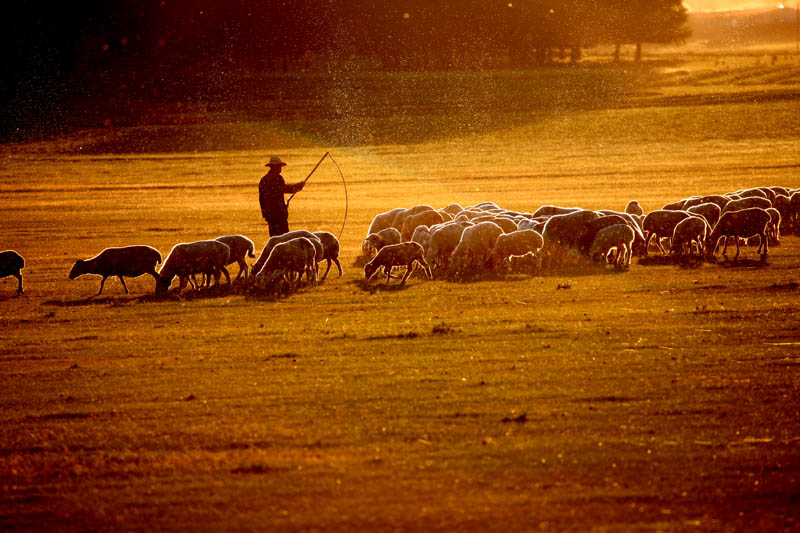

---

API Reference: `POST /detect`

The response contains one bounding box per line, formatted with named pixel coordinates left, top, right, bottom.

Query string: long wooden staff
left=285, top=151, right=329, bottom=207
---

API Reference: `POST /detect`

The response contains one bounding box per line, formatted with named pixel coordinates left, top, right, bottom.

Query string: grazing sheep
left=401, top=210, right=445, bottom=241
left=540, top=210, right=600, bottom=267
left=735, top=188, right=769, bottom=200
left=441, top=203, right=464, bottom=216
left=642, top=210, right=692, bottom=255
left=425, top=222, right=471, bottom=274
left=489, top=229, right=544, bottom=272
left=411, top=225, right=432, bottom=251
left=364, top=242, right=431, bottom=284
left=705, top=207, right=771, bottom=261
left=69, top=245, right=162, bottom=295
left=575, top=214, right=628, bottom=256
left=449, top=221, right=504, bottom=277
left=362, top=227, right=403, bottom=258
left=687, top=202, right=721, bottom=229
left=533, top=205, right=582, bottom=218
left=624, top=200, right=644, bottom=216
left=772, top=194, right=793, bottom=229
left=157, top=240, right=230, bottom=295
left=369, top=207, right=405, bottom=234
left=437, top=210, right=454, bottom=222
left=251, top=230, right=324, bottom=277
left=588, top=224, right=636, bottom=268
left=214, top=234, right=255, bottom=283
left=596, top=211, right=647, bottom=256
left=669, top=216, right=709, bottom=256
left=720, top=196, right=772, bottom=215
left=0, top=250, right=24, bottom=295
left=661, top=200, right=687, bottom=211
left=312, top=231, right=343, bottom=280
left=391, top=205, right=435, bottom=231
left=765, top=207, right=782, bottom=244
left=255, top=237, right=317, bottom=290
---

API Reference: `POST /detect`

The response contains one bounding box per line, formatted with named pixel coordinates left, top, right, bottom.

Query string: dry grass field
left=2, top=49, right=800, bottom=530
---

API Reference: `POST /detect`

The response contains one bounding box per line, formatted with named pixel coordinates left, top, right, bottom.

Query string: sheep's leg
left=734, top=235, right=741, bottom=260
left=334, top=257, right=343, bottom=277
left=761, top=230, right=768, bottom=259
left=655, top=233, right=667, bottom=254
left=643, top=231, right=652, bottom=255
left=320, top=259, right=332, bottom=281
left=98, top=276, right=108, bottom=295
left=400, top=264, right=413, bottom=284
left=235, top=260, right=247, bottom=282
left=15, top=273, right=23, bottom=295
left=417, top=257, right=432, bottom=279
left=118, top=275, right=129, bottom=294
left=385, top=266, right=392, bottom=284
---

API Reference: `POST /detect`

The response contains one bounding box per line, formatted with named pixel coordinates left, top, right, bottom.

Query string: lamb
left=411, top=225, right=432, bottom=251
left=720, top=196, right=772, bottom=215
left=312, top=231, right=343, bottom=280
left=69, top=245, right=162, bottom=295
left=449, top=221, right=504, bottom=277
left=251, top=230, right=324, bottom=277
left=669, top=216, right=709, bottom=256
left=588, top=224, right=636, bottom=269
left=362, top=227, right=403, bottom=257
left=0, top=250, right=24, bottom=295
left=391, top=205, right=435, bottom=231
left=214, top=234, right=255, bottom=283
left=157, top=240, right=230, bottom=295
left=401, top=210, right=445, bottom=241
left=255, top=237, right=317, bottom=290
left=364, top=242, right=432, bottom=284
left=533, top=205, right=582, bottom=218
left=425, top=222, right=471, bottom=274
left=705, top=207, right=771, bottom=261
left=641, top=210, right=692, bottom=255
left=687, top=202, right=721, bottom=229
left=574, top=214, right=628, bottom=256
left=489, top=230, right=544, bottom=272
left=441, top=203, right=464, bottom=216
left=596, top=211, right=647, bottom=256
left=624, top=200, right=644, bottom=216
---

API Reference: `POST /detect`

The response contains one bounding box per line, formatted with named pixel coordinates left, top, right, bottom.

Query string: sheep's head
left=68, top=260, right=86, bottom=280
left=155, top=275, right=173, bottom=296
left=364, top=261, right=379, bottom=280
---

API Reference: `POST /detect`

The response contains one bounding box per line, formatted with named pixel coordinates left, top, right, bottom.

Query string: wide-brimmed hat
left=266, top=156, right=287, bottom=167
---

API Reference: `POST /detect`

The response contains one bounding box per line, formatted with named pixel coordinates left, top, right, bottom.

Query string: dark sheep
left=69, top=245, right=162, bottom=295
left=0, top=250, right=24, bottom=295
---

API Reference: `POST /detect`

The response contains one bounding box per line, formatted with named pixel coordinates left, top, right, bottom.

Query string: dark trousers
left=267, top=218, right=289, bottom=237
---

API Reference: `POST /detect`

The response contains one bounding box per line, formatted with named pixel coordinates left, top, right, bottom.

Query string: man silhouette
left=259, top=156, right=305, bottom=237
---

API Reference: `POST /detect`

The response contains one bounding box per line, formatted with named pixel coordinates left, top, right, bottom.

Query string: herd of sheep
left=0, top=230, right=342, bottom=298
left=1, top=184, right=798, bottom=296
left=360, top=184, right=799, bottom=283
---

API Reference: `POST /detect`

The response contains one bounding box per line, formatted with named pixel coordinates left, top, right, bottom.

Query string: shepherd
left=259, top=156, right=305, bottom=237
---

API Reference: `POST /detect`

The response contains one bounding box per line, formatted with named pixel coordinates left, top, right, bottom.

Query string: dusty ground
left=1, top=51, right=800, bottom=530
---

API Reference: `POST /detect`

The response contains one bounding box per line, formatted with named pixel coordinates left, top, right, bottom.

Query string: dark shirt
left=259, top=170, right=302, bottom=221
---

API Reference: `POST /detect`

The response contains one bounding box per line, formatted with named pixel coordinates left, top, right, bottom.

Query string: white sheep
left=157, top=240, right=230, bottom=295
left=489, top=229, right=544, bottom=272
left=251, top=230, right=324, bottom=277
left=364, top=242, right=431, bottom=284
left=367, top=207, right=406, bottom=237
left=706, top=207, right=771, bottom=261
left=449, top=221, right=504, bottom=277
left=641, top=210, right=692, bottom=255
left=361, top=227, right=403, bottom=258
left=401, top=210, right=445, bottom=241
left=255, top=237, right=317, bottom=291
left=0, top=250, right=24, bottom=295
left=425, top=222, right=471, bottom=274
left=214, top=234, right=256, bottom=283
left=540, top=210, right=600, bottom=268
left=687, top=202, right=721, bottom=229
left=588, top=224, right=636, bottom=269
left=312, top=231, right=343, bottom=280
left=720, top=196, right=772, bottom=215
left=69, top=245, right=162, bottom=295
left=411, top=225, right=432, bottom=252
left=669, top=216, right=709, bottom=256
